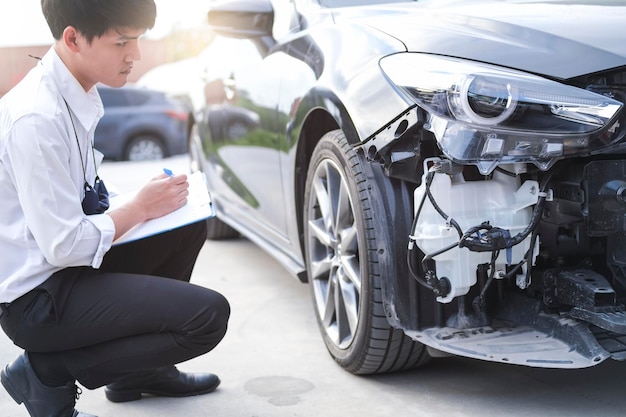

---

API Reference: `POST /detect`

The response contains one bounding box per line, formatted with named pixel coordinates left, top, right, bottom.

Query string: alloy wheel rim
left=129, top=140, right=164, bottom=161
left=307, top=159, right=361, bottom=349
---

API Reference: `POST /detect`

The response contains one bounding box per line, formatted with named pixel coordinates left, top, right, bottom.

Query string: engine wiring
left=407, top=158, right=555, bottom=303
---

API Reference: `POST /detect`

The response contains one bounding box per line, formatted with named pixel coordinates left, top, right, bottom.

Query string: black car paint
left=190, top=0, right=626, bottom=368
left=338, top=1, right=626, bottom=80
left=195, top=0, right=626, bottom=272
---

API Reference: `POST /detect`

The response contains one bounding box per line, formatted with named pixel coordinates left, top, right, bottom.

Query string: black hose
left=407, top=165, right=461, bottom=295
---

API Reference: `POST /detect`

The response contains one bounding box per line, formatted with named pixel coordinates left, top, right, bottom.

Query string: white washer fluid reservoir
left=412, top=161, right=539, bottom=303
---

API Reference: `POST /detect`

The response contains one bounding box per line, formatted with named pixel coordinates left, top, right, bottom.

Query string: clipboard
left=110, top=171, right=215, bottom=245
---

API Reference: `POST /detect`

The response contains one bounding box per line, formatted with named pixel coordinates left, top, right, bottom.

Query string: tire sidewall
left=304, top=130, right=387, bottom=368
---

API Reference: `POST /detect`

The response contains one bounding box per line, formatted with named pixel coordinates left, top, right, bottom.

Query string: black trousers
left=0, top=221, right=230, bottom=389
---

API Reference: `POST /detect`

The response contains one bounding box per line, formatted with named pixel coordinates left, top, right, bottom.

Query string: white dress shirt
left=0, top=47, right=115, bottom=304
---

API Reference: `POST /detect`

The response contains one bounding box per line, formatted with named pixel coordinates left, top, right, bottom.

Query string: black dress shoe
left=104, top=366, right=220, bottom=403
left=0, top=353, right=97, bottom=417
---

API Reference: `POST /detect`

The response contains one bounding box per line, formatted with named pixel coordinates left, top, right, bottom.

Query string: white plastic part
left=413, top=159, right=539, bottom=303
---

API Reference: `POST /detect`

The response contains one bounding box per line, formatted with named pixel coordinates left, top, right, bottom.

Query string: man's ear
left=62, top=26, right=81, bottom=53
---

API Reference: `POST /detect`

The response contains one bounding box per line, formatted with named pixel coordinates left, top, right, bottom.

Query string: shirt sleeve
left=5, top=111, right=114, bottom=268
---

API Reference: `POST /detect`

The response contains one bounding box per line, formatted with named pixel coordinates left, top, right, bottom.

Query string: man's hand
left=108, top=172, right=189, bottom=241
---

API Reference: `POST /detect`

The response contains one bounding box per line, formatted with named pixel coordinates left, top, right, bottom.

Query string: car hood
left=337, top=0, right=626, bottom=80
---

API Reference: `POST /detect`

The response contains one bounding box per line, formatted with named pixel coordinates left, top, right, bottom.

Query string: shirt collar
left=41, top=47, right=104, bottom=132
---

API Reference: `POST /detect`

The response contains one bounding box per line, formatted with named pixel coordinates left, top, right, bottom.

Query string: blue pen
left=163, top=168, right=174, bottom=177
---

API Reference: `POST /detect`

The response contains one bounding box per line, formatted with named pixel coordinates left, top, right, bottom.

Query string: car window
left=272, top=0, right=301, bottom=38
left=99, top=89, right=128, bottom=108
left=125, top=91, right=152, bottom=106
left=99, top=88, right=152, bottom=108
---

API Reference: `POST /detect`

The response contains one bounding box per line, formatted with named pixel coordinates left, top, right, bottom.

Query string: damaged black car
left=187, top=0, right=626, bottom=373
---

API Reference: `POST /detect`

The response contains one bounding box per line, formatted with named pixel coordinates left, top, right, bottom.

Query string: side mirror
left=208, top=0, right=274, bottom=39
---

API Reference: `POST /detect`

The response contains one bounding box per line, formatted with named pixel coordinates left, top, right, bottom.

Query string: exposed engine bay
left=362, top=65, right=626, bottom=367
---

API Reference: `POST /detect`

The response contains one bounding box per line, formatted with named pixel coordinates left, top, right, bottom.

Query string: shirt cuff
left=87, top=213, right=115, bottom=268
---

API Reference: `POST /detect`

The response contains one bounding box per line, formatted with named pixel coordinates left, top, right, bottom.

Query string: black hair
left=41, top=0, right=157, bottom=43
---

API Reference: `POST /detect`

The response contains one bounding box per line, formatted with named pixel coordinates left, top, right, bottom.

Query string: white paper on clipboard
left=111, top=171, right=215, bottom=245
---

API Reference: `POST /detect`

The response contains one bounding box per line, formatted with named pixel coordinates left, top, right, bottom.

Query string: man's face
left=73, top=27, right=146, bottom=90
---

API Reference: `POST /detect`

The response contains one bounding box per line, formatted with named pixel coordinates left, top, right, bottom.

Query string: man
left=0, top=1, right=230, bottom=416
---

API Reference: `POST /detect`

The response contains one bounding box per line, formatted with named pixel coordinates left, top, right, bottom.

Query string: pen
left=163, top=168, right=174, bottom=177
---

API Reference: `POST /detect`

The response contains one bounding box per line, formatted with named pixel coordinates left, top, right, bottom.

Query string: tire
left=205, top=216, right=239, bottom=240
left=304, top=129, right=429, bottom=375
left=125, top=135, right=165, bottom=161
left=188, top=124, right=239, bottom=241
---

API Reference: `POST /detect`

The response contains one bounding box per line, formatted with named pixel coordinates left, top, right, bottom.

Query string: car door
left=194, top=35, right=289, bottom=241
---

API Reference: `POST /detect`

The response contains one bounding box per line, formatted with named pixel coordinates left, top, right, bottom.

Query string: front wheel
left=303, top=130, right=429, bottom=374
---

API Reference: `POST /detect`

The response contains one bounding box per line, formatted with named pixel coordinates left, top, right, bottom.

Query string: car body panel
left=190, top=37, right=290, bottom=245
left=335, top=1, right=626, bottom=79
left=95, top=85, right=188, bottom=160
left=189, top=0, right=626, bottom=368
left=193, top=0, right=626, bottom=279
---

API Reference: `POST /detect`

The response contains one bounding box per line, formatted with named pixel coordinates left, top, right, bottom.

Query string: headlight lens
left=450, top=74, right=518, bottom=125
left=380, top=53, right=624, bottom=174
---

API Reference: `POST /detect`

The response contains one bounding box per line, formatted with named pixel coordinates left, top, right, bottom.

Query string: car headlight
left=380, top=53, right=624, bottom=174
